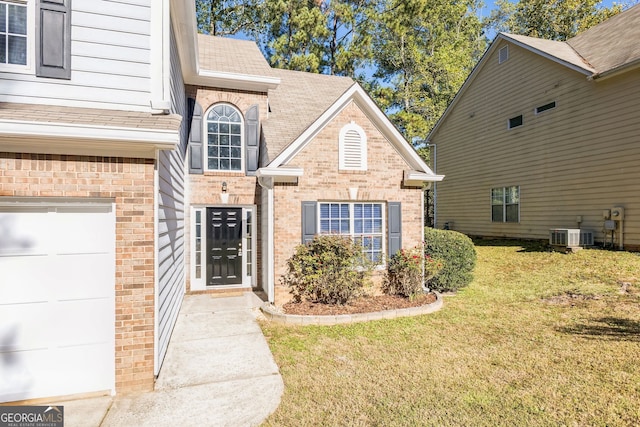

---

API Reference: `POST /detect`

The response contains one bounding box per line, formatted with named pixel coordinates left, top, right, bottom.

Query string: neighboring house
left=426, top=5, right=640, bottom=250
left=0, top=0, right=441, bottom=403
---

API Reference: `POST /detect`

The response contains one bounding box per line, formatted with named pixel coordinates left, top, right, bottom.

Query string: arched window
left=205, top=104, right=243, bottom=171
left=339, top=122, right=367, bottom=171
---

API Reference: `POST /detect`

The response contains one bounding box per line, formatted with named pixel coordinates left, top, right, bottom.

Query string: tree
left=485, top=0, right=625, bottom=41
left=368, top=0, right=487, bottom=142
left=195, top=0, right=264, bottom=37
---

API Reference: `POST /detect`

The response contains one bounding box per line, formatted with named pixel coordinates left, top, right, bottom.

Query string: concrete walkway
left=56, top=292, right=283, bottom=427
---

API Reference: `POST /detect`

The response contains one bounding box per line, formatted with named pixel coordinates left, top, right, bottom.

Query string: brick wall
left=0, top=153, right=156, bottom=394
left=271, top=102, right=424, bottom=305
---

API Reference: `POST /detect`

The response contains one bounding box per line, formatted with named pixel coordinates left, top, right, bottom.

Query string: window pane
left=320, top=203, right=329, bottom=219
left=8, top=35, right=26, bottom=65
left=320, top=219, right=329, bottom=233
left=8, top=5, right=26, bottom=35
left=354, top=203, right=362, bottom=217
left=219, top=123, right=229, bottom=134
left=0, top=4, right=6, bottom=32
left=230, top=124, right=241, bottom=134
left=506, top=205, right=519, bottom=222
left=506, top=186, right=519, bottom=204
left=219, top=147, right=229, bottom=158
left=491, top=188, right=504, bottom=205
left=340, top=220, right=349, bottom=233
left=330, top=203, right=339, bottom=217
left=230, top=135, right=241, bottom=146
left=354, top=219, right=363, bottom=234
left=341, top=204, right=349, bottom=218
left=212, top=105, right=225, bottom=116
left=230, top=159, right=241, bottom=170
left=492, top=205, right=503, bottom=222
left=373, top=218, right=382, bottom=233
left=0, top=37, right=5, bottom=64
left=220, top=159, right=230, bottom=170
left=208, top=123, right=218, bottom=133
left=207, top=146, right=218, bottom=157
left=364, top=204, right=372, bottom=217
left=208, top=159, right=219, bottom=170
left=220, top=135, right=229, bottom=146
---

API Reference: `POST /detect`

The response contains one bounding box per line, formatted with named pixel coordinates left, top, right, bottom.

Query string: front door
left=206, top=207, right=243, bottom=286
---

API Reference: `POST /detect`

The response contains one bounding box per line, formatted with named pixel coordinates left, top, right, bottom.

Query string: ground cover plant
left=261, top=240, right=640, bottom=426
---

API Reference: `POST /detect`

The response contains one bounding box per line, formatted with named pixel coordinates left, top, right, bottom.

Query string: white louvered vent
left=339, top=123, right=367, bottom=170
left=342, top=130, right=362, bottom=168
left=499, top=45, right=509, bottom=64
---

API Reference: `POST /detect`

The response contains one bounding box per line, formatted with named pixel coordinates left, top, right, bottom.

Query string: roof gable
left=266, top=82, right=440, bottom=178
left=427, top=4, right=640, bottom=141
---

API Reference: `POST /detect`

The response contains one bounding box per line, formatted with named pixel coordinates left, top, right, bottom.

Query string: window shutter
left=301, top=201, right=317, bottom=244
left=388, top=202, right=402, bottom=258
left=188, top=98, right=204, bottom=174
left=245, top=104, right=260, bottom=175
left=36, top=0, right=71, bottom=79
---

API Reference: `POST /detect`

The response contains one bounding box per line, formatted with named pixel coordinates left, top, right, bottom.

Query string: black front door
left=206, top=208, right=243, bottom=286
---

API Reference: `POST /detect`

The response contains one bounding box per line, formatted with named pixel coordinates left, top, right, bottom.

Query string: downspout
left=425, top=143, right=437, bottom=228
left=153, top=149, right=160, bottom=376
left=257, top=176, right=275, bottom=303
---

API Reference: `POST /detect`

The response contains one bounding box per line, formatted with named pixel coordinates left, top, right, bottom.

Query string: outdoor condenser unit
left=549, top=229, right=594, bottom=249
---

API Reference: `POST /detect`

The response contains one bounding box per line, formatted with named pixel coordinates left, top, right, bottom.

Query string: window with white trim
left=339, top=122, right=367, bottom=170
left=205, top=104, right=243, bottom=172
left=0, top=0, right=27, bottom=66
left=491, top=186, right=520, bottom=223
left=319, top=202, right=384, bottom=263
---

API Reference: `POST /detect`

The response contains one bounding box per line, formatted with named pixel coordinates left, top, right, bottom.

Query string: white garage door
left=0, top=200, right=115, bottom=402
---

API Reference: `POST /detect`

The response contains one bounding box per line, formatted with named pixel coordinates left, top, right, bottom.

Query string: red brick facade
left=0, top=153, right=156, bottom=394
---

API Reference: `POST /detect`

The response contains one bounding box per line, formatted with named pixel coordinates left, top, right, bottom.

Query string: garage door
left=0, top=200, right=115, bottom=402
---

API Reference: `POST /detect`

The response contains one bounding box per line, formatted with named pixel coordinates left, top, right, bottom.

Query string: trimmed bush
left=281, top=235, right=371, bottom=305
left=423, top=228, right=477, bottom=292
left=383, top=247, right=444, bottom=298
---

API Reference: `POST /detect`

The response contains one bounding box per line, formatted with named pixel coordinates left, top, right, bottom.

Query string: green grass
left=260, top=240, right=640, bottom=426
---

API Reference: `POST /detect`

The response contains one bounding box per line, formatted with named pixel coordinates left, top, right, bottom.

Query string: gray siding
left=432, top=41, right=640, bottom=248
left=0, top=0, right=152, bottom=111
left=155, top=25, right=187, bottom=374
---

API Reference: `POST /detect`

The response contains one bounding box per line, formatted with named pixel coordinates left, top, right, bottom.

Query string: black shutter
left=245, top=104, right=260, bottom=175
left=36, top=0, right=71, bottom=79
left=388, top=202, right=402, bottom=258
left=188, top=99, right=204, bottom=174
left=301, top=201, right=317, bottom=244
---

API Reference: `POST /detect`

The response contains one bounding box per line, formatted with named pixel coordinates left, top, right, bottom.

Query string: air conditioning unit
left=550, top=229, right=594, bottom=249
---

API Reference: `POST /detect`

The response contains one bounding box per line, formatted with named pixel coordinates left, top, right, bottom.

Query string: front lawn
left=260, top=240, right=640, bottom=426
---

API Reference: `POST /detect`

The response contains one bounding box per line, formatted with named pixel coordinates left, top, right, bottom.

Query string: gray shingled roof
left=567, top=3, right=640, bottom=76
left=503, top=4, right=640, bottom=77
left=262, top=68, right=355, bottom=162
left=0, top=103, right=182, bottom=131
left=197, top=34, right=276, bottom=78
left=501, top=33, right=595, bottom=74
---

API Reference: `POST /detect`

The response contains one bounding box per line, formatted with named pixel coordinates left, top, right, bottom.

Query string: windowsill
left=202, top=171, right=247, bottom=177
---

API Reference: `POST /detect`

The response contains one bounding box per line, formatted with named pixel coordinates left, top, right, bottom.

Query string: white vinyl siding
left=155, top=24, right=186, bottom=376
left=339, top=122, right=367, bottom=170
left=0, top=0, right=153, bottom=111
left=432, top=41, right=640, bottom=247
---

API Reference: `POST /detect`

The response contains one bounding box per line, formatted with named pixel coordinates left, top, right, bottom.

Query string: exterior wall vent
left=499, top=46, right=509, bottom=64
left=549, top=229, right=594, bottom=249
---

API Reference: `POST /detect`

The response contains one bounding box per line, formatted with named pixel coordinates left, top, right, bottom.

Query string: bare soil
left=283, top=293, right=437, bottom=315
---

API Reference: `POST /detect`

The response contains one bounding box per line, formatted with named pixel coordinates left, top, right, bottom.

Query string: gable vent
left=339, top=123, right=367, bottom=171
left=499, top=46, right=509, bottom=64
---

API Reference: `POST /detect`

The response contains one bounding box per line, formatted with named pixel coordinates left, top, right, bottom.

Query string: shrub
left=423, top=228, right=477, bottom=292
left=281, top=235, right=371, bottom=305
left=383, top=247, right=444, bottom=298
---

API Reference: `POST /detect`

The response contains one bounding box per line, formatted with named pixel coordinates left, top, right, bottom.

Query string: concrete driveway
left=55, top=292, right=283, bottom=427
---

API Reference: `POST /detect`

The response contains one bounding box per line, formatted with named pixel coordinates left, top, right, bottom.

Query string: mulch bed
left=282, top=293, right=437, bottom=316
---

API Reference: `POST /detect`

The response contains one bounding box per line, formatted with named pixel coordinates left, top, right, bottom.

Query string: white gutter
left=256, top=167, right=303, bottom=183
left=195, top=70, right=281, bottom=92
left=0, top=120, right=179, bottom=146
left=403, top=170, right=444, bottom=187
